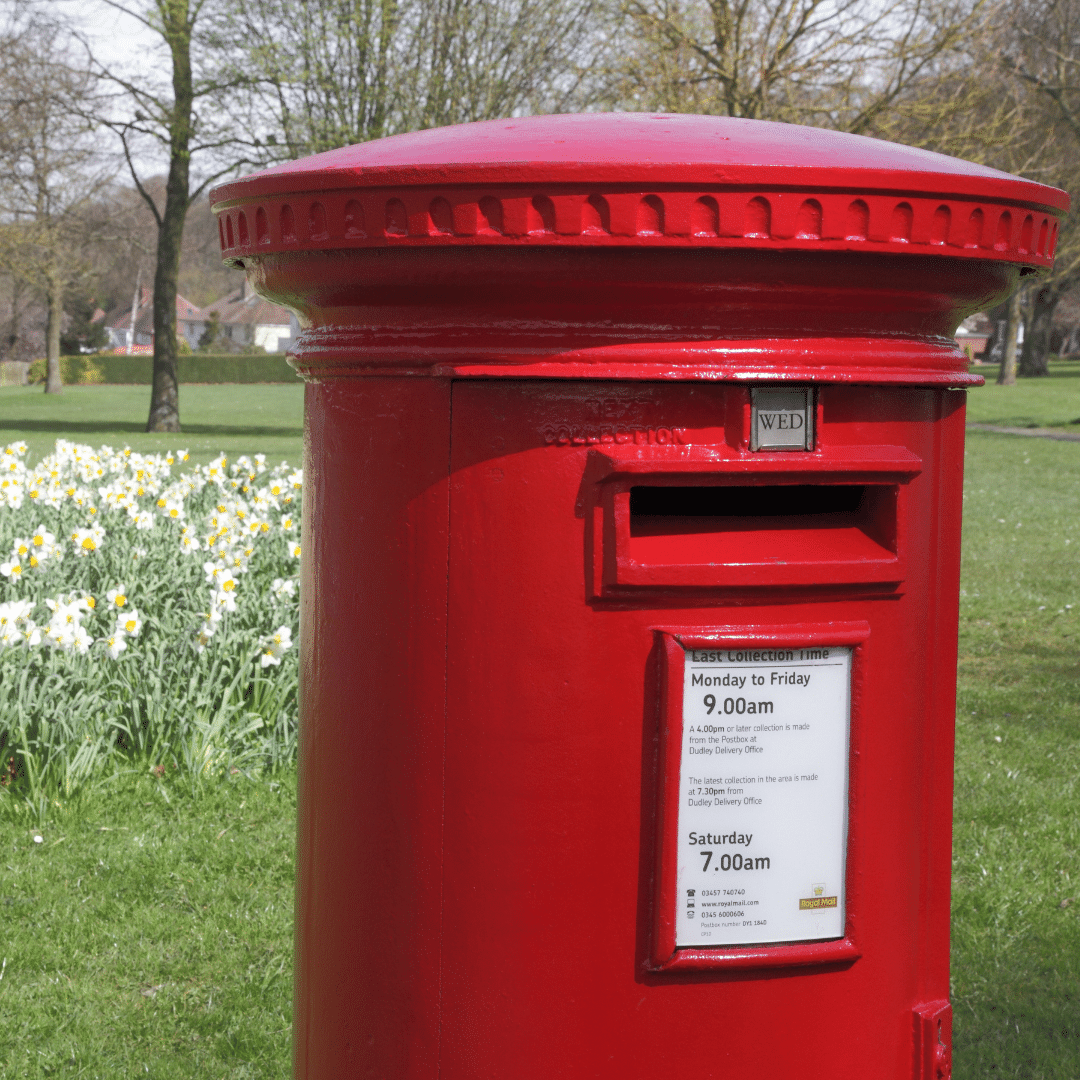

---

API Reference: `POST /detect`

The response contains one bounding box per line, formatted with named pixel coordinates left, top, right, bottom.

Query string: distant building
left=955, top=313, right=993, bottom=362
left=96, top=288, right=205, bottom=352
left=199, top=279, right=297, bottom=353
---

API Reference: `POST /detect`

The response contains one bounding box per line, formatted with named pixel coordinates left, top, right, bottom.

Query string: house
left=97, top=288, right=205, bottom=352
left=199, top=279, right=298, bottom=353
left=955, top=313, right=993, bottom=362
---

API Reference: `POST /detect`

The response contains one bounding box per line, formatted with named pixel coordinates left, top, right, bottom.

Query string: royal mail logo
left=799, top=896, right=838, bottom=910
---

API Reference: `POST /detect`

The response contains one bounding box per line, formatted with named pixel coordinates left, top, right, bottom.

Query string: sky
left=30, top=0, right=182, bottom=180
left=57, top=0, right=162, bottom=80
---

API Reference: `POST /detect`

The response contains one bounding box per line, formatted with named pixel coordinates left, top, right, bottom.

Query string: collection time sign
left=675, top=645, right=852, bottom=948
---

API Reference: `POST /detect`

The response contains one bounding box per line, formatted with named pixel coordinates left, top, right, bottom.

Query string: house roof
left=102, top=289, right=204, bottom=336
left=202, top=282, right=293, bottom=327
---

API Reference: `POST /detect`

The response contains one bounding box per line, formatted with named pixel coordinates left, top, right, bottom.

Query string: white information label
left=676, top=645, right=851, bottom=947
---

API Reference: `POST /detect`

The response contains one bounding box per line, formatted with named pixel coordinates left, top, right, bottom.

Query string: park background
left=3, top=0, right=1080, bottom=1073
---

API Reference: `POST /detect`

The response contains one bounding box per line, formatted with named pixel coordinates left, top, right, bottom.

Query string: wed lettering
left=758, top=410, right=804, bottom=431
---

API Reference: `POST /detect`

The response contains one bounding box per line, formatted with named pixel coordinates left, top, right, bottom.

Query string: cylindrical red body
left=210, top=115, right=1067, bottom=1079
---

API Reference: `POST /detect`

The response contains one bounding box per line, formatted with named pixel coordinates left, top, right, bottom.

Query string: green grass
left=0, top=771, right=295, bottom=1077
left=952, top=431, right=1080, bottom=1076
left=966, top=359, right=1080, bottom=430
left=0, top=385, right=304, bottom=468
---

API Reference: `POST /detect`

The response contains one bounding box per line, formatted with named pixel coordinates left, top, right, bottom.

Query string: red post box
left=210, top=115, right=1066, bottom=1079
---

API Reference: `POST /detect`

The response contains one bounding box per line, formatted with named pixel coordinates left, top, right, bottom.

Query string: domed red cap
left=210, top=113, right=1067, bottom=267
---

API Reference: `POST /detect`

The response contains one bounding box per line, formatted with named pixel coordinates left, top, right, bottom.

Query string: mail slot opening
left=630, top=484, right=865, bottom=519
left=624, top=483, right=898, bottom=571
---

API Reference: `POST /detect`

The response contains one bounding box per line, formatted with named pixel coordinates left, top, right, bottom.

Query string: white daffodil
left=104, top=631, right=127, bottom=659
left=270, top=577, right=296, bottom=600
left=211, top=588, right=237, bottom=614
left=45, top=622, right=75, bottom=649
left=0, top=599, right=34, bottom=636
left=203, top=560, right=225, bottom=585
left=71, top=526, right=105, bottom=557
left=30, top=527, right=56, bottom=565
left=71, top=625, right=93, bottom=655
left=46, top=596, right=84, bottom=631
left=115, top=608, right=143, bottom=637
left=0, top=558, right=22, bottom=579
left=106, top=585, right=128, bottom=609
left=260, top=625, right=293, bottom=667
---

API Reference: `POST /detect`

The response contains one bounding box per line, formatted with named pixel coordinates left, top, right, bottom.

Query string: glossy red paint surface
left=209, top=116, right=1067, bottom=1079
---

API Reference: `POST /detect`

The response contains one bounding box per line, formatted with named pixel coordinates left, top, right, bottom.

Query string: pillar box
left=210, top=115, right=1066, bottom=1079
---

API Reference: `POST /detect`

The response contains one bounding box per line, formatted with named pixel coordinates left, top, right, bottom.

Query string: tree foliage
left=216, top=0, right=606, bottom=158
left=0, top=14, right=107, bottom=392
left=81, top=0, right=255, bottom=430
left=603, top=0, right=992, bottom=133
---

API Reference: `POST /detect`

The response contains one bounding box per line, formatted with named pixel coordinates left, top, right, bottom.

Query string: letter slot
left=591, top=445, right=918, bottom=592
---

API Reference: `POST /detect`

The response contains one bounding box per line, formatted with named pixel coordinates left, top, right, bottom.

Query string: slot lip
left=590, top=442, right=923, bottom=481
left=646, top=622, right=870, bottom=974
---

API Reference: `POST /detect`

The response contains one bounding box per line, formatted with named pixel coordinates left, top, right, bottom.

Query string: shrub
left=27, top=357, right=106, bottom=385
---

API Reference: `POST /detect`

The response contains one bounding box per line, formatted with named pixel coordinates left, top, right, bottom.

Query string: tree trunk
left=147, top=199, right=184, bottom=431
left=44, top=271, right=63, bottom=394
left=127, top=269, right=141, bottom=355
left=1018, top=282, right=1060, bottom=377
left=996, top=290, right=1022, bottom=385
left=982, top=300, right=1007, bottom=365
left=146, top=0, right=193, bottom=434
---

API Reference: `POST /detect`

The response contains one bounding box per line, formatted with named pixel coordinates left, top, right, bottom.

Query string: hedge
left=27, top=354, right=300, bottom=385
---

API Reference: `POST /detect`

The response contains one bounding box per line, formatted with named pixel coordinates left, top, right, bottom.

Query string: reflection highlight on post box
left=677, top=647, right=851, bottom=946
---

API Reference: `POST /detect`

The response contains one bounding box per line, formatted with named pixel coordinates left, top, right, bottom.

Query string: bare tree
left=218, top=0, right=606, bottom=160
left=855, top=0, right=1080, bottom=378
left=993, top=0, right=1080, bottom=374
left=0, top=14, right=106, bottom=393
left=76, top=0, right=252, bottom=430
left=602, top=0, right=992, bottom=132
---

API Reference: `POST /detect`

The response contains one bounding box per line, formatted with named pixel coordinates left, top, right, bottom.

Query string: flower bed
left=0, top=440, right=301, bottom=815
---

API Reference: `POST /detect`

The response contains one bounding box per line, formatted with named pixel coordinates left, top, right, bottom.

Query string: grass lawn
left=966, top=359, right=1080, bottom=430
left=952, top=431, right=1080, bottom=1077
left=0, top=773, right=295, bottom=1078
left=0, top=384, right=304, bottom=468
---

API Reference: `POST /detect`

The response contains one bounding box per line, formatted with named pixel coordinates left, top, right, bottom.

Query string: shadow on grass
left=0, top=419, right=304, bottom=438
left=953, top=920, right=1080, bottom=1078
